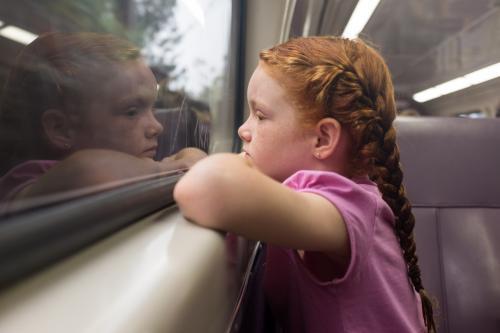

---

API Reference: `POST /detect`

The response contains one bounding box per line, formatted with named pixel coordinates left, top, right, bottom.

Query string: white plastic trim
left=0, top=208, right=237, bottom=333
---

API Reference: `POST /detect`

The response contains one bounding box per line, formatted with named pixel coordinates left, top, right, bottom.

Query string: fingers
left=160, top=147, right=208, bottom=170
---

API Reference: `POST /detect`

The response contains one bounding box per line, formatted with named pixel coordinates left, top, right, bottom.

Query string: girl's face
left=238, top=63, right=316, bottom=182
left=71, top=60, right=163, bottom=158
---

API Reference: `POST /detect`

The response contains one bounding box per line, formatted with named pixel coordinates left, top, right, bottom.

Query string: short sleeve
left=283, top=170, right=380, bottom=284
left=0, top=160, right=57, bottom=203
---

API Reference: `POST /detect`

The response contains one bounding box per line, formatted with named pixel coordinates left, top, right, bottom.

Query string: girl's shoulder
left=283, top=169, right=390, bottom=237
left=0, top=160, right=58, bottom=203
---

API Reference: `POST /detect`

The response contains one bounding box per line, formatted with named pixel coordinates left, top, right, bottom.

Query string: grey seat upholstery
left=395, top=117, right=500, bottom=333
left=153, top=107, right=210, bottom=161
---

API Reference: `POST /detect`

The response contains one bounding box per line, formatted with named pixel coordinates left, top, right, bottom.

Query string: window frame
left=0, top=173, right=181, bottom=288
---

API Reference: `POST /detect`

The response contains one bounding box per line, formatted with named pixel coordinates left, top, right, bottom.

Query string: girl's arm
left=16, top=148, right=207, bottom=199
left=174, top=153, right=349, bottom=257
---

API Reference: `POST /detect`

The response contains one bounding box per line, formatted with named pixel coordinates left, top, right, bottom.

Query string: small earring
left=316, top=152, right=321, bottom=159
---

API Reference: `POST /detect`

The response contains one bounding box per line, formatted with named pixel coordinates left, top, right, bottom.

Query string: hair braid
left=370, top=127, right=436, bottom=333
left=344, top=54, right=436, bottom=333
left=346, top=67, right=436, bottom=331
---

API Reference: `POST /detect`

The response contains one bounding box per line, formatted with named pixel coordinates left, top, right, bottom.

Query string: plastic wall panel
left=0, top=208, right=242, bottom=333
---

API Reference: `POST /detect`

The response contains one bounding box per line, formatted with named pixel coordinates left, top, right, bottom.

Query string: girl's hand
left=159, top=147, right=208, bottom=171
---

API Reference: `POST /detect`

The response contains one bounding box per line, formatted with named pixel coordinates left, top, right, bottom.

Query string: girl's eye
left=125, top=107, right=139, bottom=117
left=255, top=111, right=265, bottom=121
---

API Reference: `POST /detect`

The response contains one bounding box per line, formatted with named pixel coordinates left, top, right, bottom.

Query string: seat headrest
left=394, top=117, right=500, bottom=207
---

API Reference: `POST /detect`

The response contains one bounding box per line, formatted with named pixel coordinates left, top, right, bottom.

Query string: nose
left=238, top=118, right=251, bottom=143
left=146, top=111, right=164, bottom=139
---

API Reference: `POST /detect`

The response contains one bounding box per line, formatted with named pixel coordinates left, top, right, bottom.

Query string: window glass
left=0, top=0, right=235, bottom=214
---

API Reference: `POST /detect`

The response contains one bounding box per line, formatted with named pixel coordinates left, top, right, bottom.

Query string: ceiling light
left=342, top=0, right=381, bottom=39
left=413, top=62, right=500, bottom=103
left=0, top=25, right=38, bottom=45
left=464, top=62, right=500, bottom=85
left=412, top=88, right=441, bottom=104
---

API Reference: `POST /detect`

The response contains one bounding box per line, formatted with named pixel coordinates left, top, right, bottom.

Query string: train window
left=0, top=0, right=243, bottom=286
left=0, top=0, right=237, bottom=215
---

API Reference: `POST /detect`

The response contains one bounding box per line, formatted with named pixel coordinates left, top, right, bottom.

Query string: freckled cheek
left=123, top=127, right=145, bottom=145
left=253, top=135, right=280, bottom=165
left=102, top=123, right=139, bottom=147
left=112, top=120, right=140, bottom=135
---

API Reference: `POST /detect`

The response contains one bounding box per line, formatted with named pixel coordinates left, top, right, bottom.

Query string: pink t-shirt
left=263, top=170, right=426, bottom=333
left=0, top=160, right=57, bottom=203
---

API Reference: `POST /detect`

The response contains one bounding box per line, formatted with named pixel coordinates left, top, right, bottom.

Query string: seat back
left=154, top=107, right=210, bottom=160
left=395, top=117, right=500, bottom=333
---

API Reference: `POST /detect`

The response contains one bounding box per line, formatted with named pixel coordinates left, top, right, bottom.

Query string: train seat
left=395, top=117, right=500, bottom=333
left=154, top=106, right=210, bottom=161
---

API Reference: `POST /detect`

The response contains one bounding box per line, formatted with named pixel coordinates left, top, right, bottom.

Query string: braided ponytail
left=260, top=36, right=436, bottom=332
left=339, top=41, right=437, bottom=333
left=337, top=40, right=437, bottom=332
left=370, top=127, right=437, bottom=333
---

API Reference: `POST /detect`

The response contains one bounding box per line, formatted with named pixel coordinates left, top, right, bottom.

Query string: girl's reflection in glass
left=0, top=32, right=205, bottom=207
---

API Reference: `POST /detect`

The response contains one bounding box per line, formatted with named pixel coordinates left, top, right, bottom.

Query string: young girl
left=0, top=32, right=205, bottom=204
left=174, top=36, right=436, bottom=332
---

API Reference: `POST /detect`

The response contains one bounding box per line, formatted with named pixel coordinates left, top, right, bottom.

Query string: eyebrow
left=116, top=96, right=153, bottom=109
left=249, top=100, right=270, bottom=113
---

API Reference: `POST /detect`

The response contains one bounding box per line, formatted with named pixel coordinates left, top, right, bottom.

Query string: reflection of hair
left=260, top=36, right=436, bottom=332
left=0, top=32, right=141, bottom=175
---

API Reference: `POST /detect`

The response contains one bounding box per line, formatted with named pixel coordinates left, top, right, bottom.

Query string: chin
left=141, top=151, right=157, bottom=159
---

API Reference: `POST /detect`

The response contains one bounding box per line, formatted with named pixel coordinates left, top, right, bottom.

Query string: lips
left=143, top=146, right=158, bottom=158
left=241, top=149, right=251, bottom=159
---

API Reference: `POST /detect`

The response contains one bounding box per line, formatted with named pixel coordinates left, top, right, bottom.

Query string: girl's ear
left=313, top=118, right=342, bottom=160
left=41, top=109, right=75, bottom=151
